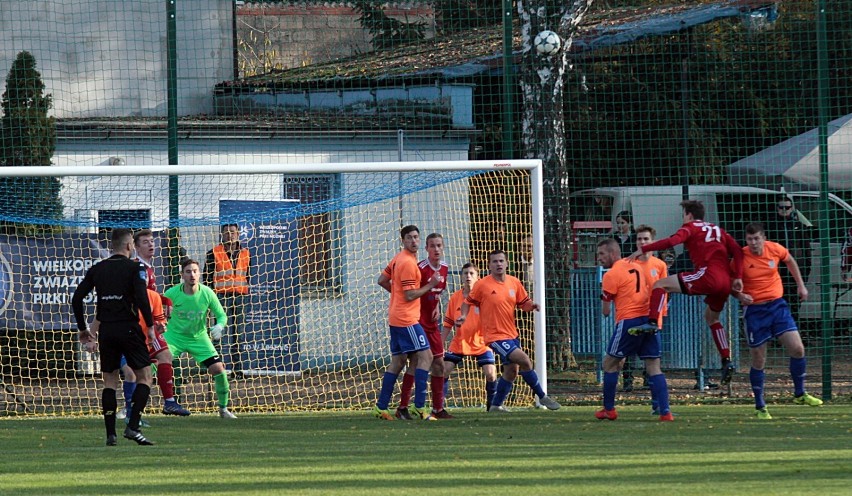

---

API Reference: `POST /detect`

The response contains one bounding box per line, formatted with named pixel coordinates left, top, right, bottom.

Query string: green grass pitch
left=0, top=404, right=849, bottom=495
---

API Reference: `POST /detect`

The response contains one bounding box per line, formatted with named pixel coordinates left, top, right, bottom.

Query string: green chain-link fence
left=0, top=0, right=849, bottom=415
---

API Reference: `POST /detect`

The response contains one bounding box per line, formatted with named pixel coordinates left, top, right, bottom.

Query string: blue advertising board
left=0, top=234, right=109, bottom=331
left=219, top=200, right=301, bottom=375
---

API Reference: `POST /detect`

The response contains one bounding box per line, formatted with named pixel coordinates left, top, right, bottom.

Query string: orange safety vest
left=212, top=244, right=250, bottom=294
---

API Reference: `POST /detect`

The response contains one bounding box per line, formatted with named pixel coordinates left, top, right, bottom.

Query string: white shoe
left=219, top=408, right=237, bottom=419
left=539, top=395, right=561, bottom=410
left=488, top=405, right=510, bottom=413
left=116, top=407, right=127, bottom=420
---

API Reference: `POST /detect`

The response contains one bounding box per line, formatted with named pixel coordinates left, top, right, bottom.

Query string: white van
left=569, top=185, right=852, bottom=322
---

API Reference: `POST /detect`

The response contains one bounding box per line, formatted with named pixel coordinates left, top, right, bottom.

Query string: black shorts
left=98, top=321, right=151, bottom=373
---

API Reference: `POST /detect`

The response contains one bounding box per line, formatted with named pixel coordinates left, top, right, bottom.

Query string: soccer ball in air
left=534, top=30, right=562, bottom=56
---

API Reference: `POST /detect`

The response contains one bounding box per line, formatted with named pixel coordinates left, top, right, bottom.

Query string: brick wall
left=237, top=2, right=436, bottom=75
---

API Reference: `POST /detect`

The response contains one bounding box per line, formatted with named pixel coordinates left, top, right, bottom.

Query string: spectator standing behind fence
left=764, top=197, right=812, bottom=320
left=205, top=224, right=251, bottom=376
left=72, top=228, right=158, bottom=446
left=518, top=234, right=534, bottom=292
left=733, top=223, right=822, bottom=419
left=842, top=228, right=852, bottom=282
left=613, top=211, right=637, bottom=256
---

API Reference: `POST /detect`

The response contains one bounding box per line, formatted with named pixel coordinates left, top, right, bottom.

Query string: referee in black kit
left=72, top=228, right=162, bottom=446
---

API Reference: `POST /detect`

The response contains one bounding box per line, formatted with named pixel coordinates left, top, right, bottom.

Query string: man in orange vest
left=204, top=223, right=251, bottom=376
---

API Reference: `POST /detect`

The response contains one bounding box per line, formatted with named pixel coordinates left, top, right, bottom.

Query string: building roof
left=57, top=1, right=775, bottom=137
left=55, top=113, right=477, bottom=139
left=219, top=0, right=775, bottom=92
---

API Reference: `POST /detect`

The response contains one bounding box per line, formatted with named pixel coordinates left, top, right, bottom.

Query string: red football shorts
left=677, top=265, right=732, bottom=312
left=425, top=329, right=444, bottom=357
left=147, top=333, right=170, bottom=359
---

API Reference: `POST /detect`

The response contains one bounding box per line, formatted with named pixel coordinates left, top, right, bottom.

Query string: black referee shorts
left=98, top=321, right=151, bottom=373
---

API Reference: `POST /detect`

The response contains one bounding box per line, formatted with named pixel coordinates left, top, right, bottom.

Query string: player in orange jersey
left=456, top=250, right=560, bottom=412
left=441, top=262, right=498, bottom=410
left=372, top=225, right=443, bottom=421
left=595, top=226, right=673, bottom=422
left=734, top=223, right=822, bottom=419
left=396, top=233, right=451, bottom=420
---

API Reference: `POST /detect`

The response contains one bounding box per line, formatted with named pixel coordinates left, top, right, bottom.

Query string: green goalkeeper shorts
left=164, top=331, right=220, bottom=364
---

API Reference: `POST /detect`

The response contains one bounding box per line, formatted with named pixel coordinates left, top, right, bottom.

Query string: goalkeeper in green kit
left=164, top=258, right=237, bottom=419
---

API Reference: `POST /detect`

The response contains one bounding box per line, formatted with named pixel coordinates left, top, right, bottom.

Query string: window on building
left=282, top=175, right=341, bottom=293
left=97, top=209, right=152, bottom=241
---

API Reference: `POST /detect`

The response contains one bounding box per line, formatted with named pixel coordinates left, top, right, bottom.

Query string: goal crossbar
left=0, top=160, right=542, bottom=177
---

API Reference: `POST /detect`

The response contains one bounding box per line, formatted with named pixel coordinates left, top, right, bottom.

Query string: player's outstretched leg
left=519, top=369, right=560, bottom=410
left=629, top=288, right=666, bottom=336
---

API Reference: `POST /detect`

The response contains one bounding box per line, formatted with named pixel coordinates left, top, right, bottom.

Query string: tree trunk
left=518, top=1, right=594, bottom=370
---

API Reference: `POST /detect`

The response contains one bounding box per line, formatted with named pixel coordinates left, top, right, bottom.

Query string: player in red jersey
left=132, top=229, right=188, bottom=417
left=627, top=200, right=744, bottom=385
left=396, top=233, right=451, bottom=419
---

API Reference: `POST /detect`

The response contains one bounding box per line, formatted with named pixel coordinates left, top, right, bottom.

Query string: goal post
left=0, top=159, right=545, bottom=415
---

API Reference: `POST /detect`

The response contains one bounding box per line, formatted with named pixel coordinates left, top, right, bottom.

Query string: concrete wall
left=0, top=0, right=233, bottom=117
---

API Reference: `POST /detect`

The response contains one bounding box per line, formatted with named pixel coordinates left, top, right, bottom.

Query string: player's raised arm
left=636, top=228, right=687, bottom=256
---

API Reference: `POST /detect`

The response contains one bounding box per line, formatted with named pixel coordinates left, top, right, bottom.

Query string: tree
left=352, top=1, right=426, bottom=50
left=517, top=1, right=595, bottom=370
left=0, top=51, right=61, bottom=231
left=434, top=0, right=502, bottom=33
